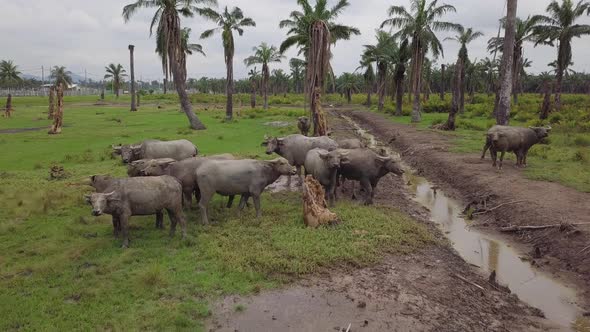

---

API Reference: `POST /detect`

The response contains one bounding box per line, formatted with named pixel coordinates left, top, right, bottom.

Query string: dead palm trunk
left=48, top=87, right=55, bottom=119
left=225, top=40, right=234, bottom=121
left=129, top=45, right=137, bottom=112
left=307, top=21, right=330, bottom=136
left=4, top=94, right=13, bottom=118
left=48, top=83, right=64, bottom=134
left=495, top=0, right=518, bottom=125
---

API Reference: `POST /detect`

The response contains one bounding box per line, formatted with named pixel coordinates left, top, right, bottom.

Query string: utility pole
left=129, top=45, right=137, bottom=112
left=85, top=69, right=87, bottom=86
left=41, top=66, right=44, bottom=85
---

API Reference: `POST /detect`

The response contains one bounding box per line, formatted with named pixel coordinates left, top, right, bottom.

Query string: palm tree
left=0, top=60, right=22, bottom=85
left=381, top=0, right=460, bottom=123
left=480, top=57, right=499, bottom=96
left=123, top=0, right=217, bottom=130
left=271, top=69, right=290, bottom=96
left=247, top=67, right=260, bottom=108
left=356, top=59, right=375, bottom=107
left=244, top=43, right=284, bottom=110
left=392, top=39, right=411, bottom=116
left=50, top=66, right=73, bottom=88
left=199, top=6, right=255, bottom=121
left=289, top=58, right=306, bottom=94
left=496, top=0, right=518, bottom=125
left=488, top=16, right=542, bottom=104
left=181, top=27, right=206, bottom=57
left=361, top=30, right=397, bottom=112
left=279, top=0, right=360, bottom=135
left=338, top=72, right=360, bottom=104
left=445, top=27, right=483, bottom=113
left=104, top=63, right=127, bottom=98
left=533, top=0, right=590, bottom=111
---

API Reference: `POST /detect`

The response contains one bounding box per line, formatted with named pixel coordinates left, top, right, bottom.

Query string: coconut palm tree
left=279, top=0, right=360, bottom=135
left=123, top=0, right=217, bottom=130
left=289, top=58, right=306, bottom=94
left=533, top=0, right=590, bottom=111
left=104, top=63, right=127, bottom=98
left=0, top=60, right=22, bottom=85
left=496, top=0, right=518, bottom=125
left=381, top=0, right=460, bottom=123
left=361, top=30, right=397, bottom=112
left=198, top=6, right=255, bottom=120
left=244, top=43, right=284, bottom=110
left=488, top=16, right=542, bottom=104
left=50, top=66, right=73, bottom=88
left=445, top=27, right=483, bottom=112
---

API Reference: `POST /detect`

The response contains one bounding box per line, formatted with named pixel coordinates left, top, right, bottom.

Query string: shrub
left=574, top=135, right=590, bottom=147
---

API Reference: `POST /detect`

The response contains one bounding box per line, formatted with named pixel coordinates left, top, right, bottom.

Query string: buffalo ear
left=261, top=141, right=269, bottom=147
left=319, top=152, right=330, bottom=160
left=104, top=191, right=121, bottom=202
left=277, top=138, right=285, bottom=146
left=90, top=175, right=96, bottom=182
left=84, top=194, right=92, bottom=204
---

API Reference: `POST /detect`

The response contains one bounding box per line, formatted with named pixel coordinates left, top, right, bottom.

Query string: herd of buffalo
left=83, top=116, right=552, bottom=248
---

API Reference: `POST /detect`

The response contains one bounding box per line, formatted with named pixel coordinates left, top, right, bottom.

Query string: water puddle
left=340, top=114, right=588, bottom=331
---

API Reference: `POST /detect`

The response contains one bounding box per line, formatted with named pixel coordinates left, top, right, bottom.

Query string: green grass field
left=0, top=96, right=432, bottom=331
left=371, top=93, right=590, bottom=192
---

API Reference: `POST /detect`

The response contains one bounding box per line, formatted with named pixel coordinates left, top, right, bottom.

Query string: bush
left=574, top=135, right=590, bottom=147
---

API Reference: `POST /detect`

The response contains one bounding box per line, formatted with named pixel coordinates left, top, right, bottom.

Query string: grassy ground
left=370, top=93, right=590, bottom=192
left=0, top=96, right=432, bottom=331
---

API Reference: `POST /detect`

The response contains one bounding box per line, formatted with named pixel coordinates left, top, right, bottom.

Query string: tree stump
left=302, top=175, right=339, bottom=228
left=539, top=82, right=552, bottom=120
left=48, top=84, right=64, bottom=134
left=136, top=92, right=141, bottom=107
left=48, top=86, right=56, bottom=119
left=4, top=94, right=13, bottom=118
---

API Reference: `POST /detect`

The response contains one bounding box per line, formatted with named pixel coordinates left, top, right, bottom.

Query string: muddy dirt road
left=207, top=113, right=576, bottom=332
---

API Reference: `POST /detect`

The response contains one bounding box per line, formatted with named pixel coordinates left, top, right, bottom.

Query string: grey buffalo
left=140, top=154, right=236, bottom=207
left=263, top=134, right=338, bottom=184
left=85, top=175, right=186, bottom=248
left=304, top=148, right=350, bottom=206
left=196, top=158, right=297, bottom=224
left=297, top=117, right=311, bottom=136
left=337, top=138, right=365, bottom=149
left=481, top=125, right=551, bottom=169
left=117, top=139, right=198, bottom=164
left=127, top=158, right=176, bottom=177
left=337, top=148, right=404, bottom=205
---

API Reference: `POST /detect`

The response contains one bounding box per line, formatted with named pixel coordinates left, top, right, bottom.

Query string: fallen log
left=472, top=200, right=528, bottom=216
left=452, top=273, right=485, bottom=291
left=500, top=222, right=590, bottom=233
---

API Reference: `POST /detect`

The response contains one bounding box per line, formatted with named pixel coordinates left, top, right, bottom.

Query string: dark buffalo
left=481, top=125, right=551, bottom=169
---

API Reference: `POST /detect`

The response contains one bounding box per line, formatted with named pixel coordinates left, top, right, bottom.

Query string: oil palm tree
left=198, top=6, right=255, bottom=120
left=248, top=67, right=260, bottom=108
left=533, top=0, right=590, bottom=111
left=392, top=38, right=411, bottom=116
left=488, top=16, right=542, bottom=104
left=495, top=0, right=518, bottom=125
left=289, top=58, right=306, bottom=94
left=271, top=69, right=290, bottom=96
left=0, top=60, right=22, bottom=85
left=50, top=66, right=73, bottom=88
left=361, top=30, right=397, bottom=112
left=356, top=59, right=375, bottom=107
left=244, top=43, right=284, bottom=110
left=381, top=0, right=460, bottom=122
left=279, top=0, right=360, bottom=135
left=104, top=63, right=127, bottom=98
left=338, top=72, right=360, bottom=104
left=123, top=0, right=218, bottom=130
left=445, top=27, right=483, bottom=112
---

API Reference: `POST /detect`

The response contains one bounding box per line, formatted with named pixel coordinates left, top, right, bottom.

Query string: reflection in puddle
left=340, top=113, right=587, bottom=331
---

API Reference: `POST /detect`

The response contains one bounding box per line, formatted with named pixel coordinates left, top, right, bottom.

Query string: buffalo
left=304, top=148, right=350, bottom=206
left=115, top=139, right=198, bottom=164
left=481, top=125, right=551, bottom=169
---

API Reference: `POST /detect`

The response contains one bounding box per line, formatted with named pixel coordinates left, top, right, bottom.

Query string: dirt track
left=347, top=110, right=590, bottom=297
left=208, top=113, right=561, bottom=332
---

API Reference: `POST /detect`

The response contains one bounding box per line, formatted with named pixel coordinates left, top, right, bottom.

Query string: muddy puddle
left=340, top=114, right=588, bottom=331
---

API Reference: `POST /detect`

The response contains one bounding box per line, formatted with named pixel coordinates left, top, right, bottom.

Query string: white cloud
left=0, top=0, right=588, bottom=81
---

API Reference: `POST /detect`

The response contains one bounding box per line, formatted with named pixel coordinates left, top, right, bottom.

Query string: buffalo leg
left=198, top=191, right=214, bottom=225
left=155, top=211, right=164, bottom=229
left=112, top=216, right=120, bottom=238
left=491, top=148, right=498, bottom=167
left=182, top=188, right=193, bottom=208
left=297, top=165, right=303, bottom=186
left=361, top=179, right=373, bottom=205
left=119, top=212, right=131, bottom=248
left=238, top=194, right=250, bottom=211
left=166, top=208, right=185, bottom=238
left=253, top=195, right=262, bottom=218
left=523, top=151, right=529, bottom=167
left=227, top=195, right=235, bottom=208
left=481, top=140, right=491, bottom=159
left=498, top=151, right=506, bottom=170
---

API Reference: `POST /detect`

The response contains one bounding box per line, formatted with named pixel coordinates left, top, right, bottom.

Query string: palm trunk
left=554, top=41, right=566, bottom=112
left=366, top=88, right=372, bottom=107
left=459, top=65, right=465, bottom=113
left=512, top=46, right=521, bottom=105
left=495, top=0, right=517, bottom=125
left=250, top=81, right=256, bottom=108
left=48, top=83, right=64, bottom=134
left=539, top=81, right=552, bottom=120
left=377, top=63, right=387, bottom=112
left=225, top=48, right=234, bottom=121
left=163, top=78, right=167, bottom=94
left=263, top=64, right=269, bottom=110
left=48, top=87, right=55, bottom=119
left=395, top=76, right=404, bottom=116
left=440, top=64, right=446, bottom=100
left=443, top=57, right=463, bottom=130
left=411, top=45, right=424, bottom=123
left=129, top=45, right=137, bottom=112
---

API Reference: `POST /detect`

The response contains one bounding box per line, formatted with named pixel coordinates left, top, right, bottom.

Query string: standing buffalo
left=297, top=117, right=311, bottom=136
left=304, top=148, right=350, bottom=206
left=481, top=125, right=551, bottom=169
left=116, top=139, right=198, bottom=164
left=127, top=158, right=176, bottom=177
left=337, top=148, right=404, bottom=205
left=85, top=175, right=186, bottom=248
left=196, top=158, right=297, bottom=224
left=140, top=154, right=236, bottom=207
left=263, top=134, right=338, bottom=184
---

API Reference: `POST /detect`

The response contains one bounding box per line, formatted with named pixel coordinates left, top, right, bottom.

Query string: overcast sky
left=1, top=0, right=589, bottom=82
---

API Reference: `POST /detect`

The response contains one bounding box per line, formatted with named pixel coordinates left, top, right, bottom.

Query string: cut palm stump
left=4, top=93, right=13, bottom=118
left=48, top=83, right=64, bottom=134
left=302, top=175, right=338, bottom=228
